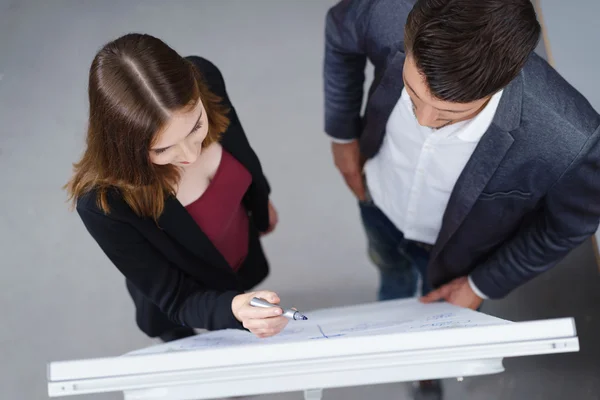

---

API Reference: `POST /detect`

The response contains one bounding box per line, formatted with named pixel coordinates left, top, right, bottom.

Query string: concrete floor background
left=0, top=1, right=598, bottom=399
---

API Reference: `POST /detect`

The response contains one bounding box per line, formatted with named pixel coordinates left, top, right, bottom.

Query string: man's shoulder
left=330, top=0, right=415, bottom=14
left=366, top=0, right=416, bottom=45
left=368, top=0, right=417, bottom=19
left=327, top=0, right=416, bottom=44
left=521, top=53, right=600, bottom=139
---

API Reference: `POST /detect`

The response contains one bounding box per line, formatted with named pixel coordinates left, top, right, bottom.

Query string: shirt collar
left=456, top=89, right=504, bottom=142
left=400, top=87, right=505, bottom=143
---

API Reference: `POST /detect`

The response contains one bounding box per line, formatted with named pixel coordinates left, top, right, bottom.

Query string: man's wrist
left=468, top=275, right=488, bottom=299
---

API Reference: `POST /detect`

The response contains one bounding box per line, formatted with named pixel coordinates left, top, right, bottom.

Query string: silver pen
left=250, top=297, right=308, bottom=320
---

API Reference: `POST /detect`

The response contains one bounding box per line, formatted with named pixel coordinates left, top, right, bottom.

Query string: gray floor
left=0, top=1, right=599, bottom=400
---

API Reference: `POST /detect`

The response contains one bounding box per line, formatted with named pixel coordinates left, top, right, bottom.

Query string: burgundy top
left=185, top=150, right=252, bottom=271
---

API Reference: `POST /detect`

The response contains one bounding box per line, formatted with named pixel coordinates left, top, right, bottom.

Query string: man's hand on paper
left=231, top=291, right=289, bottom=338
left=419, top=276, right=483, bottom=310
left=331, top=140, right=366, bottom=201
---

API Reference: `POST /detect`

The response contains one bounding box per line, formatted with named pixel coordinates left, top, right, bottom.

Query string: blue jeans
left=359, top=200, right=433, bottom=301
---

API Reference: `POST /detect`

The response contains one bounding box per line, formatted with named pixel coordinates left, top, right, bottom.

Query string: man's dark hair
left=404, top=0, right=541, bottom=103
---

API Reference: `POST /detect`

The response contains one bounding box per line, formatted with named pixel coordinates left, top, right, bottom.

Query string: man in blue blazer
left=324, top=0, right=600, bottom=397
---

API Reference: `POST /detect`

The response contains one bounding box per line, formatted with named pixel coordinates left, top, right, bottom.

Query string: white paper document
left=127, top=299, right=510, bottom=356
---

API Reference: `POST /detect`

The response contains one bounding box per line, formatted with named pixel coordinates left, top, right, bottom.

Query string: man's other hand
left=331, top=140, right=366, bottom=201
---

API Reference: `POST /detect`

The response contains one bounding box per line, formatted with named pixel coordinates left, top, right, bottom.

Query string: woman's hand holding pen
left=231, top=291, right=289, bottom=338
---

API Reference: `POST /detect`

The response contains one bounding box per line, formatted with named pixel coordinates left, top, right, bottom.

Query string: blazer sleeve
left=323, top=0, right=373, bottom=141
left=77, top=206, right=244, bottom=331
left=470, top=127, right=600, bottom=298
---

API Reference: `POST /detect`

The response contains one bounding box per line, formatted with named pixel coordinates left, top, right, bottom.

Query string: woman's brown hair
left=65, top=33, right=229, bottom=221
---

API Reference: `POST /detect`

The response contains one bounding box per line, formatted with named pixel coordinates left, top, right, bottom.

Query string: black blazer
left=77, top=57, right=271, bottom=331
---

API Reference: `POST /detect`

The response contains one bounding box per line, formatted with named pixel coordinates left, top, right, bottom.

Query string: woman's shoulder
left=75, top=187, right=129, bottom=220
left=185, top=56, right=227, bottom=98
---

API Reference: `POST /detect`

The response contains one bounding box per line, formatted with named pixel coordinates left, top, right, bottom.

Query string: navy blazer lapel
left=158, top=197, right=234, bottom=275
left=431, top=127, right=514, bottom=259
left=431, top=73, right=524, bottom=260
left=361, top=50, right=406, bottom=157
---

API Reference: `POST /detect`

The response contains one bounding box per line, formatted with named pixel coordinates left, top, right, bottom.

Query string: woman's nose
left=179, top=141, right=198, bottom=163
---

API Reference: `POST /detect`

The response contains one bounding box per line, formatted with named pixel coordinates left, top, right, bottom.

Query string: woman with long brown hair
left=66, top=33, right=288, bottom=341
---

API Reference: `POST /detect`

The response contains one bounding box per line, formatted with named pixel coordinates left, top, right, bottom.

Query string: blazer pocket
left=479, top=190, right=532, bottom=200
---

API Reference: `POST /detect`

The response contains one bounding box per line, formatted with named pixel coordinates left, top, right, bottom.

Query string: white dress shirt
left=362, top=87, right=504, bottom=299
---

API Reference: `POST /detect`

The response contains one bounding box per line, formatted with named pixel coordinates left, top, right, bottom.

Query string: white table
left=48, top=300, right=579, bottom=400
